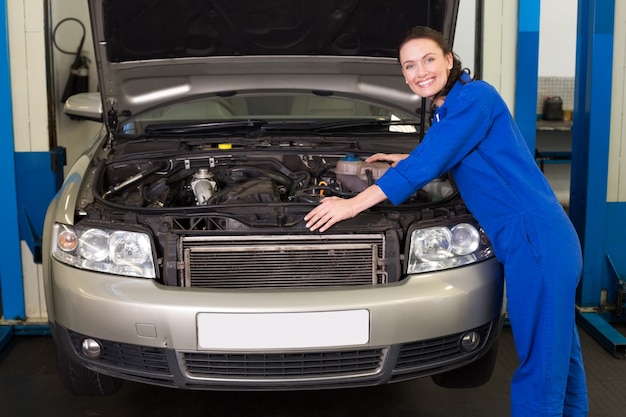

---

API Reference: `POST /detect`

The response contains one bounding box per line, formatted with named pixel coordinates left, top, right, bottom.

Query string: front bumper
left=49, top=258, right=505, bottom=390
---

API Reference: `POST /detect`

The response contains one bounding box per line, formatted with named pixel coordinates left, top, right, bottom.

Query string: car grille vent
left=395, top=323, right=492, bottom=371
left=68, top=331, right=171, bottom=375
left=181, top=348, right=385, bottom=380
left=180, top=234, right=386, bottom=288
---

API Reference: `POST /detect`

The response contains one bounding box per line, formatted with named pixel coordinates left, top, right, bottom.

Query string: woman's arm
left=304, top=184, right=388, bottom=232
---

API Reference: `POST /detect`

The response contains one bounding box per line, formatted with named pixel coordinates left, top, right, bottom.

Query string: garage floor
left=0, top=324, right=625, bottom=417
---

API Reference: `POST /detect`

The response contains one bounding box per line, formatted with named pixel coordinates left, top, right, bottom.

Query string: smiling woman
left=305, top=24, right=588, bottom=417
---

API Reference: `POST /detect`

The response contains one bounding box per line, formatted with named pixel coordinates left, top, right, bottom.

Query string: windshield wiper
left=309, top=119, right=419, bottom=133
left=142, top=118, right=420, bottom=137
left=255, top=119, right=419, bottom=134
left=144, top=120, right=268, bottom=135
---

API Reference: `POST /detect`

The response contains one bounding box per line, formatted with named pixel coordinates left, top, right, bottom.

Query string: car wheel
left=56, top=346, right=122, bottom=396
left=431, top=339, right=499, bottom=389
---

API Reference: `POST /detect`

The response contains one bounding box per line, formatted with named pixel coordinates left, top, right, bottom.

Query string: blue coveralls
left=376, top=72, right=588, bottom=417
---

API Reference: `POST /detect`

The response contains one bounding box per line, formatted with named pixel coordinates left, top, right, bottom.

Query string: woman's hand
left=365, top=153, right=409, bottom=167
left=305, top=185, right=389, bottom=232
left=304, top=196, right=356, bottom=232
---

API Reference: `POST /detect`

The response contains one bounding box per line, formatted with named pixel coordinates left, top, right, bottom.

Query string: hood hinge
left=106, top=106, right=118, bottom=131
left=105, top=105, right=118, bottom=147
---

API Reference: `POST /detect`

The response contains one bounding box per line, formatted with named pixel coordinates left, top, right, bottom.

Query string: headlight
left=407, top=222, right=493, bottom=274
left=52, top=223, right=156, bottom=278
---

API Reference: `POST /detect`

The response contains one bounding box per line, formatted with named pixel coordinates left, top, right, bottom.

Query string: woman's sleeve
left=376, top=84, right=494, bottom=205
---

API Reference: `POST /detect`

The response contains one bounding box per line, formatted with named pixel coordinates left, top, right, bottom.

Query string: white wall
left=49, top=0, right=100, bottom=175
left=538, top=0, right=578, bottom=77
left=7, top=0, right=48, bottom=320
left=608, top=1, right=626, bottom=202
left=8, top=0, right=47, bottom=154
left=454, top=0, right=477, bottom=74
left=480, top=0, right=519, bottom=110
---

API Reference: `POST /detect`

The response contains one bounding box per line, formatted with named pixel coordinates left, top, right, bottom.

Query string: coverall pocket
left=521, top=215, right=542, bottom=264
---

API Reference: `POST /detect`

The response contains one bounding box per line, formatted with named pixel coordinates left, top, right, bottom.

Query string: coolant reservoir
left=335, top=154, right=390, bottom=192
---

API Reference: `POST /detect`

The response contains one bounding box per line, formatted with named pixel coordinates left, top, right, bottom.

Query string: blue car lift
left=568, top=0, right=626, bottom=358
left=0, top=0, right=25, bottom=350
left=514, top=1, right=626, bottom=358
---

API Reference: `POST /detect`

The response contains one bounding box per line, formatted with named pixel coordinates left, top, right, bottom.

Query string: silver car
left=43, top=0, right=505, bottom=395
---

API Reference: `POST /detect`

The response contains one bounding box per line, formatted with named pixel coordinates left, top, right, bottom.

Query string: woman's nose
left=414, top=64, right=427, bottom=77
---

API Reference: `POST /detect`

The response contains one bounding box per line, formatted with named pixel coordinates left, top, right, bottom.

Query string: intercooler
left=180, top=234, right=387, bottom=288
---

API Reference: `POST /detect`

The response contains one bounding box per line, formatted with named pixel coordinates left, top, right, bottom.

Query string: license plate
left=197, top=310, right=370, bottom=349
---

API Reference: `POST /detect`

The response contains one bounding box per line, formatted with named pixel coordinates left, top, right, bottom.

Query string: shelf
left=536, top=119, right=573, bottom=131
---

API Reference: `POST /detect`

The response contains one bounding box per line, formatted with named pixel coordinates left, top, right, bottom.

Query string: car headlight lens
left=407, top=222, right=493, bottom=273
left=52, top=224, right=156, bottom=278
left=78, top=228, right=109, bottom=261
left=449, top=223, right=480, bottom=255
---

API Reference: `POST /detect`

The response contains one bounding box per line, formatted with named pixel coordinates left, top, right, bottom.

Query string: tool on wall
left=53, top=17, right=90, bottom=102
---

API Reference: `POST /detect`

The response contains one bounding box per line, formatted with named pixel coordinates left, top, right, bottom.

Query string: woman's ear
left=446, top=53, right=453, bottom=70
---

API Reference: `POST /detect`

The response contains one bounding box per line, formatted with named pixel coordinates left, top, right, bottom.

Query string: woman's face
left=399, top=38, right=453, bottom=106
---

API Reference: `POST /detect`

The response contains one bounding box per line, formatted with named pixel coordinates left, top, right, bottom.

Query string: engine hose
left=289, top=170, right=312, bottom=194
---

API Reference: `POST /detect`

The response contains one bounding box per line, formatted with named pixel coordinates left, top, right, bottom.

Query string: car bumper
left=49, top=258, right=505, bottom=390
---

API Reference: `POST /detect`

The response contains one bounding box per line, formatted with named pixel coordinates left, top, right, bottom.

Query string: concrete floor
left=1, top=324, right=625, bottom=417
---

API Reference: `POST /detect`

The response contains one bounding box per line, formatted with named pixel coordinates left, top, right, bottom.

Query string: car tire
left=430, top=339, right=499, bottom=389
left=56, top=346, right=122, bottom=396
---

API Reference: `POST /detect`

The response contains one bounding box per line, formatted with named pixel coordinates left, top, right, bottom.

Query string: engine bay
left=97, top=152, right=455, bottom=209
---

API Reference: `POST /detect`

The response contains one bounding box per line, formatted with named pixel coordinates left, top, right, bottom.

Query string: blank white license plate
left=197, top=310, right=370, bottom=350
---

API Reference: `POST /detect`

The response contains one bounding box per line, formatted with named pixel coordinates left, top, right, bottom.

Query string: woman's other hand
left=365, top=153, right=409, bottom=167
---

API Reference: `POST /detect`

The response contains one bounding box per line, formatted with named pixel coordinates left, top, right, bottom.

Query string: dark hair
left=398, top=26, right=468, bottom=101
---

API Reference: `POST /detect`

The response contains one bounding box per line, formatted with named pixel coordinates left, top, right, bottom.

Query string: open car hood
left=88, top=0, right=459, bottom=130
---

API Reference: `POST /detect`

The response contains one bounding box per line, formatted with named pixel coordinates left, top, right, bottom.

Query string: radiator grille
left=182, top=348, right=385, bottom=380
left=181, top=234, right=386, bottom=288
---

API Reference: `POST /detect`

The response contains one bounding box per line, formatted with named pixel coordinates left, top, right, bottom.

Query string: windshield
left=120, top=93, right=420, bottom=136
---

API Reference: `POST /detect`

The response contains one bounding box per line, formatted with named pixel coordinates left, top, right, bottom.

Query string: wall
left=454, top=0, right=477, bottom=75
left=481, top=0, right=518, bottom=111
left=539, top=0, right=578, bottom=77
left=7, top=0, right=48, bottom=320
left=49, top=0, right=100, bottom=175
left=607, top=1, right=626, bottom=202
left=537, top=0, right=578, bottom=115
left=8, top=0, right=47, bottom=155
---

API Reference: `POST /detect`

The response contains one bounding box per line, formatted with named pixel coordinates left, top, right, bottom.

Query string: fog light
left=81, top=338, right=102, bottom=359
left=460, top=331, right=481, bottom=352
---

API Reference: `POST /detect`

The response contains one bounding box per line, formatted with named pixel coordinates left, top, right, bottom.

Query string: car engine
left=99, top=152, right=454, bottom=210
